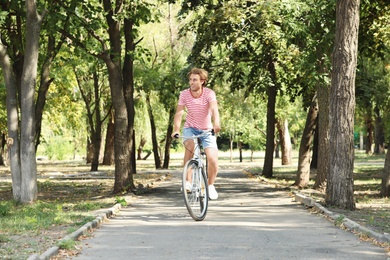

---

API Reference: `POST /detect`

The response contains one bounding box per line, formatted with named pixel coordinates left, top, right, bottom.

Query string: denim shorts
left=182, top=128, right=218, bottom=149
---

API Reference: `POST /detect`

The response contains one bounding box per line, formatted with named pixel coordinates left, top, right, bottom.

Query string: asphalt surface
left=64, top=169, right=389, bottom=260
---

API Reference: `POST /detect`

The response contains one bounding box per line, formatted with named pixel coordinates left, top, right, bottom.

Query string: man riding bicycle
left=172, top=68, right=221, bottom=200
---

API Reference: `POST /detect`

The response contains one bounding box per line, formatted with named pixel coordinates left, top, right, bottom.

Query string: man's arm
left=172, top=104, right=185, bottom=137
left=210, top=101, right=221, bottom=133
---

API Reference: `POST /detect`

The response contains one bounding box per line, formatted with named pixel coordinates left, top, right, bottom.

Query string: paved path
left=73, top=169, right=388, bottom=259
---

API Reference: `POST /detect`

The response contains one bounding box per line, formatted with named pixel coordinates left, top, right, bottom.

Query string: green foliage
left=177, top=0, right=324, bottom=155
left=0, top=201, right=11, bottom=217
left=115, top=196, right=128, bottom=206
left=334, top=215, right=345, bottom=226
left=41, top=136, right=76, bottom=160
left=359, top=1, right=390, bottom=57
left=73, top=202, right=104, bottom=212
left=0, top=10, right=8, bottom=25
left=57, top=239, right=78, bottom=250
left=0, top=201, right=95, bottom=234
left=355, top=55, right=390, bottom=143
left=219, top=88, right=267, bottom=151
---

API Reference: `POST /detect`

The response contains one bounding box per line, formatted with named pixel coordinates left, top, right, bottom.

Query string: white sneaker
left=181, top=181, right=192, bottom=192
left=208, top=184, right=218, bottom=200
left=185, top=181, right=192, bottom=192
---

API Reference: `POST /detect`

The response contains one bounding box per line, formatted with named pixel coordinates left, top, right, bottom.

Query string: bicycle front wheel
left=182, top=159, right=209, bottom=221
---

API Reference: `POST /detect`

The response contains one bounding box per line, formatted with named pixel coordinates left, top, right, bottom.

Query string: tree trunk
left=90, top=129, right=102, bottom=172
left=262, top=57, right=277, bottom=178
left=100, top=41, right=132, bottom=193
left=123, top=17, right=136, bottom=182
left=76, top=68, right=104, bottom=171
left=365, top=114, right=374, bottom=154
left=137, top=136, right=147, bottom=160
left=0, top=133, right=5, bottom=166
left=359, top=131, right=364, bottom=150
left=0, top=39, right=22, bottom=201
left=106, top=61, right=132, bottom=192
left=326, top=0, right=359, bottom=210
left=142, top=151, right=152, bottom=160
left=90, top=72, right=102, bottom=171
left=101, top=49, right=133, bottom=191
left=274, top=140, right=280, bottom=159
left=86, top=137, right=93, bottom=163
left=100, top=0, right=136, bottom=192
left=310, top=125, right=318, bottom=169
left=314, top=84, right=330, bottom=190
left=103, top=111, right=115, bottom=165
left=373, top=106, right=385, bottom=154
left=162, top=108, right=175, bottom=169
left=238, top=141, right=243, bottom=162
left=131, top=130, right=136, bottom=174
left=276, top=118, right=292, bottom=165
left=229, top=135, right=233, bottom=163
left=295, top=95, right=318, bottom=187
left=20, top=0, right=43, bottom=203
left=146, top=92, right=162, bottom=169
left=381, top=145, right=390, bottom=197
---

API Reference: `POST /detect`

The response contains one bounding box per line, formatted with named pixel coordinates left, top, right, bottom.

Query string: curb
left=27, top=203, right=122, bottom=260
left=294, top=192, right=390, bottom=244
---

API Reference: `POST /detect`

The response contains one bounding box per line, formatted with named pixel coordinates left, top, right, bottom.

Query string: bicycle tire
left=182, top=159, right=209, bottom=221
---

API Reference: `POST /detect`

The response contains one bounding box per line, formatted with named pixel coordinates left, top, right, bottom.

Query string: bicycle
left=174, top=129, right=214, bottom=221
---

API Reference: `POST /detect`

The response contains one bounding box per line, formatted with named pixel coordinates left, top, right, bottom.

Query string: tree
left=295, top=94, right=318, bottom=188
left=281, top=0, right=335, bottom=190
left=380, top=57, right=390, bottom=197
left=103, top=111, right=115, bottom=165
left=314, top=82, right=330, bottom=190
left=275, top=118, right=292, bottom=165
left=73, top=61, right=111, bottom=171
left=326, top=0, right=360, bottom=210
left=20, top=0, right=43, bottom=203
left=0, top=38, right=22, bottom=200
left=58, top=0, right=156, bottom=192
left=0, top=0, right=45, bottom=203
left=137, top=2, right=193, bottom=169
left=382, top=146, right=390, bottom=197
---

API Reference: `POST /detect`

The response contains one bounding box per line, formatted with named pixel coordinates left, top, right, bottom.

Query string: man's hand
left=171, top=132, right=180, bottom=139
left=213, top=124, right=221, bottom=134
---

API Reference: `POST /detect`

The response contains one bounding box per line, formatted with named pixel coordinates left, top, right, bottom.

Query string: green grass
left=0, top=198, right=102, bottom=258
left=354, top=150, right=386, bottom=162
left=57, top=238, right=78, bottom=250
left=0, top=179, right=116, bottom=258
left=0, top=200, right=98, bottom=235
left=0, top=168, right=166, bottom=259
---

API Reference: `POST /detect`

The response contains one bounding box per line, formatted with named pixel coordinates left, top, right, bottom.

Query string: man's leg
left=205, top=147, right=218, bottom=185
left=184, top=140, right=195, bottom=182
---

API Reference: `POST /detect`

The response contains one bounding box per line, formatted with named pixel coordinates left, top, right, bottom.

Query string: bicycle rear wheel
left=182, top=159, right=208, bottom=221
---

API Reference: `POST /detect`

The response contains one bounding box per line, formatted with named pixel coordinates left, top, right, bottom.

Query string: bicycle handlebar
left=173, top=129, right=215, bottom=139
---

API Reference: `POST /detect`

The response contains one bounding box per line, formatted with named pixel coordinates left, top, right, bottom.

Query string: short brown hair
left=188, top=68, right=208, bottom=87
